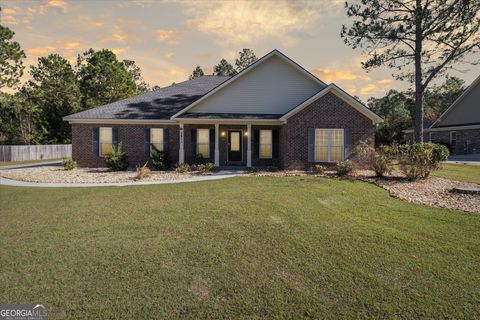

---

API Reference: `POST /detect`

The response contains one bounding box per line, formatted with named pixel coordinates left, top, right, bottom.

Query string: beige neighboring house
left=406, top=75, right=480, bottom=155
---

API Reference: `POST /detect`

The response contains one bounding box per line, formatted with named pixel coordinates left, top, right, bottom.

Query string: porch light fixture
left=244, top=131, right=249, bottom=136
left=221, top=131, right=226, bottom=137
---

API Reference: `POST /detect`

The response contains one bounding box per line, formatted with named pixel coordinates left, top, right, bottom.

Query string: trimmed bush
left=175, top=163, right=191, bottom=173
left=396, top=142, right=449, bottom=180
left=310, top=164, right=325, bottom=174
left=353, top=140, right=393, bottom=177
left=105, top=143, right=129, bottom=171
left=336, top=160, right=354, bottom=176
left=151, top=147, right=170, bottom=170
left=62, top=159, right=77, bottom=171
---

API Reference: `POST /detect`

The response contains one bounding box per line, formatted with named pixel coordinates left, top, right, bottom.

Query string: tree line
left=0, top=19, right=258, bottom=145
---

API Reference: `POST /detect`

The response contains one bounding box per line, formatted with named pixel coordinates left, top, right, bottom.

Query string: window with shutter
left=150, top=128, right=164, bottom=154
left=99, top=127, right=113, bottom=156
left=314, top=129, right=344, bottom=162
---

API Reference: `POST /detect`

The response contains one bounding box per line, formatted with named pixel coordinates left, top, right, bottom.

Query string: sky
left=1, top=0, right=479, bottom=101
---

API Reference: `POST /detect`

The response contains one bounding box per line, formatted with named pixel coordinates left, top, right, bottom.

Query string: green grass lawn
left=1, top=177, right=479, bottom=319
left=0, top=158, right=65, bottom=166
left=434, top=163, right=480, bottom=184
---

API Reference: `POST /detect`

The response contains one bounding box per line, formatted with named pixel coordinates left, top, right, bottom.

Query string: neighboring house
left=64, top=50, right=383, bottom=169
left=405, top=75, right=480, bottom=155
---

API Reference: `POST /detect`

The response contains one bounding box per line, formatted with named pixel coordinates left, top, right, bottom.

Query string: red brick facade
left=405, top=128, right=480, bottom=155
left=71, top=92, right=375, bottom=168
left=281, top=92, right=375, bottom=169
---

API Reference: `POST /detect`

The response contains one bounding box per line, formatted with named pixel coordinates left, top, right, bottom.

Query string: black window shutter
left=112, top=127, right=119, bottom=147
left=209, top=128, right=215, bottom=159
left=191, top=129, right=197, bottom=156
left=253, top=129, right=259, bottom=159
left=92, top=127, right=99, bottom=156
left=144, top=128, right=150, bottom=156
left=308, top=128, right=315, bottom=162
left=272, top=129, right=279, bottom=159
left=344, top=128, right=352, bottom=160
left=163, top=128, right=169, bottom=153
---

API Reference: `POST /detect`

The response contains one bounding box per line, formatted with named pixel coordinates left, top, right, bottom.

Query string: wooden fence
left=0, top=144, right=72, bottom=162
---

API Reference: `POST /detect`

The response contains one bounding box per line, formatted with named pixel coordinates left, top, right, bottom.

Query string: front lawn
left=434, top=163, right=480, bottom=184
left=1, top=177, right=479, bottom=319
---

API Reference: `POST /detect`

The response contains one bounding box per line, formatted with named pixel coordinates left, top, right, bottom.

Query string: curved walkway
left=0, top=161, right=242, bottom=187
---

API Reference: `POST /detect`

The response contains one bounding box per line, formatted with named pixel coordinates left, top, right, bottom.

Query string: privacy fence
left=0, top=144, right=72, bottom=162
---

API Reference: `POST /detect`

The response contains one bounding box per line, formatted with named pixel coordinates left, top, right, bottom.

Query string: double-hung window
left=315, top=129, right=344, bottom=162
left=259, top=130, right=272, bottom=159
left=197, top=129, right=209, bottom=158
left=150, top=128, right=164, bottom=154
left=450, top=131, right=457, bottom=147
left=99, top=127, right=113, bottom=156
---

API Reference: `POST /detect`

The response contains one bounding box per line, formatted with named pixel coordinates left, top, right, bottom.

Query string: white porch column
left=247, top=123, right=252, bottom=167
left=214, top=123, right=220, bottom=167
left=179, top=123, right=185, bottom=164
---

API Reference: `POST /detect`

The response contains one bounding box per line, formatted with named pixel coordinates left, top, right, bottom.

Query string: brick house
left=405, top=75, right=480, bottom=155
left=64, top=50, right=383, bottom=169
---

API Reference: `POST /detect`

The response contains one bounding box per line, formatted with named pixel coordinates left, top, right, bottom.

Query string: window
left=450, top=131, right=457, bottom=147
left=99, top=127, right=112, bottom=156
left=315, top=129, right=344, bottom=162
left=150, top=128, right=164, bottom=154
left=429, top=132, right=435, bottom=142
left=259, top=130, right=272, bottom=159
left=197, top=129, right=209, bottom=158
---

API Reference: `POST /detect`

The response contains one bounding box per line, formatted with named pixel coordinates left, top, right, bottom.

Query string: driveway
left=446, top=153, right=480, bottom=165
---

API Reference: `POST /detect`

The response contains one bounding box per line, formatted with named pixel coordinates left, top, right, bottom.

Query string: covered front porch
left=177, top=119, right=283, bottom=168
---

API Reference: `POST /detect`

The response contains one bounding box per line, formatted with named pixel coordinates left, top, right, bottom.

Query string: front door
left=228, top=130, right=242, bottom=162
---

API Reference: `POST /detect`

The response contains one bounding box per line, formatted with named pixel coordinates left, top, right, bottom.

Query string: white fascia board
left=65, top=118, right=178, bottom=125
left=430, top=74, right=480, bottom=128
left=280, top=84, right=383, bottom=124
left=177, top=118, right=284, bottom=125
left=404, top=124, right=480, bottom=133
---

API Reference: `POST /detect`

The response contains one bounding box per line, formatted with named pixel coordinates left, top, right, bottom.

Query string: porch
left=177, top=120, right=282, bottom=168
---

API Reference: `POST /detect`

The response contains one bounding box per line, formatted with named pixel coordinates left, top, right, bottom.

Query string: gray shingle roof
left=64, top=76, right=230, bottom=120
left=177, top=113, right=283, bottom=120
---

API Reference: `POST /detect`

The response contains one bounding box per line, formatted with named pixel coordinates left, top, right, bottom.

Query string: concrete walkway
left=0, top=170, right=241, bottom=188
left=0, top=160, right=62, bottom=170
left=445, top=153, right=480, bottom=165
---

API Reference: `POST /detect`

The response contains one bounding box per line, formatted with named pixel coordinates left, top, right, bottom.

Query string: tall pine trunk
left=414, top=0, right=424, bottom=143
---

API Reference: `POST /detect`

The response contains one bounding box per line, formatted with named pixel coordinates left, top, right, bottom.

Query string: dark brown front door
left=228, top=130, right=242, bottom=162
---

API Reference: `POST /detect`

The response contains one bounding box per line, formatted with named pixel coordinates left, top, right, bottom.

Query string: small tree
left=213, top=59, right=236, bottom=76
left=189, top=66, right=204, bottom=80
left=235, top=48, right=257, bottom=72
left=341, top=0, right=480, bottom=143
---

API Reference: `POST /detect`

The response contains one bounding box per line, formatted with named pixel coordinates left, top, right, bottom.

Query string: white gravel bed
left=0, top=166, right=194, bottom=184
left=361, top=171, right=480, bottom=214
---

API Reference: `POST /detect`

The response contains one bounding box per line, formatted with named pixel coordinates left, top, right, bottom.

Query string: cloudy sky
left=2, top=0, right=479, bottom=100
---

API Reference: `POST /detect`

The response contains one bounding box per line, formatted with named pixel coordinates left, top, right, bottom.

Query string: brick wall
left=72, top=123, right=179, bottom=168
left=281, top=92, right=375, bottom=170
left=406, top=128, right=480, bottom=154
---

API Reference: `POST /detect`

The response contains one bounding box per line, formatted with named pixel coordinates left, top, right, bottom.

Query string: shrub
left=105, top=143, right=129, bottom=171
left=151, top=147, right=170, bottom=170
left=175, top=163, right=191, bottom=173
left=62, top=159, right=77, bottom=171
left=203, top=162, right=214, bottom=172
left=267, top=166, right=278, bottom=172
left=135, top=162, right=151, bottom=180
left=310, top=164, right=325, bottom=174
left=353, top=141, right=393, bottom=177
left=396, top=142, right=449, bottom=180
left=336, top=160, right=354, bottom=176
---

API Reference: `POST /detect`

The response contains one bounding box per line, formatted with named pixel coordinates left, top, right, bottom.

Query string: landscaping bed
left=0, top=166, right=195, bottom=183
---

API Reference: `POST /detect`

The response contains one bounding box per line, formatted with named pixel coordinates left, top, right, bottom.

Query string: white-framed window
left=150, top=128, right=164, bottom=154
left=314, top=129, right=344, bottom=162
left=429, top=132, right=435, bottom=142
left=450, top=131, right=457, bottom=147
left=259, top=129, right=272, bottom=159
left=197, top=128, right=209, bottom=158
left=99, top=127, right=112, bottom=156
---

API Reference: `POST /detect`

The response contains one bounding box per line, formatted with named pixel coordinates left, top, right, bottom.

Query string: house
left=63, top=50, right=383, bottom=169
left=405, top=75, right=480, bottom=155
